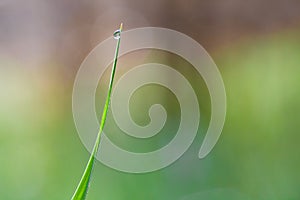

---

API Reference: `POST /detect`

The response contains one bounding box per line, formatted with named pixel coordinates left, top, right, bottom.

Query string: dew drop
left=113, top=30, right=121, bottom=39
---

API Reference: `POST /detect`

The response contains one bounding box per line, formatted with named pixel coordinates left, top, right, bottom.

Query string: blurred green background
left=1, top=0, right=300, bottom=199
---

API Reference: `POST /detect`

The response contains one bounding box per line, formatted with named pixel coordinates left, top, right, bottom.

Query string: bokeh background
left=1, top=0, right=300, bottom=199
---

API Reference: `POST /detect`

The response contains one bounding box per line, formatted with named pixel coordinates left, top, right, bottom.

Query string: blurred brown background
left=1, top=0, right=300, bottom=71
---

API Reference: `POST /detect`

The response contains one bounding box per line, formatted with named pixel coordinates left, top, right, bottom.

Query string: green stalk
left=71, top=23, right=123, bottom=200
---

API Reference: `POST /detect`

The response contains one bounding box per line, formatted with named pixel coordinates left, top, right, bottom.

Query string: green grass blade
left=71, top=23, right=123, bottom=200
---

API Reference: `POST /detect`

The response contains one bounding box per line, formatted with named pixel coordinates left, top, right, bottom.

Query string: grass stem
left=71, top=23, right=123, bottom=200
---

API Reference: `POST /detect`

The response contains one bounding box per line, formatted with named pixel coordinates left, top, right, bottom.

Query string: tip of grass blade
left=119, top=23, right=123, bottom=32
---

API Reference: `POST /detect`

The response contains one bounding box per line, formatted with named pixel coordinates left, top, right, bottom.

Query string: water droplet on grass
left=113, top=30, right=121, bottom=39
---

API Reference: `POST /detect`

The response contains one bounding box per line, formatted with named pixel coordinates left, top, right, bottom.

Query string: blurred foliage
left=0, top=27, right=300, bottom=199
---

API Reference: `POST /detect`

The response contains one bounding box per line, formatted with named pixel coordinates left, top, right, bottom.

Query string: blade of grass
left=71, top=23, right=123, bottom=200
